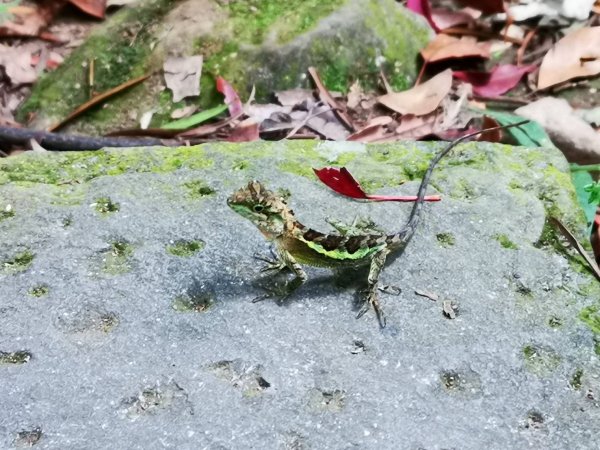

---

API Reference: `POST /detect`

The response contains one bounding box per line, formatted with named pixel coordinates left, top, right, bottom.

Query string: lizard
left=227, top=120, right=529, bottom=327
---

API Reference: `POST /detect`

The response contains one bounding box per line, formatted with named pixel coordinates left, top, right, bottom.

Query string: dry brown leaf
left=421, top=34, right=490, bottom=63
left=377, top=69, right=452, bottom=116
left=537, top=27, right=600, bottom=89
left=68, top=0, right=107, bottom=19
left=163, top=56, right=203, bottom=102
left=347, top=116, right=393, bottom=142
left=516, top=97, right=600, bottom=164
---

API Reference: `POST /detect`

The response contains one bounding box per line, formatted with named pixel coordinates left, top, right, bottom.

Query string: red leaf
left=455, top=0, right=504, bottom=14
left=406, top=0, right=440, bottom=32
left=314, top=167, right=368, bottom=199
left=314, top=167, right=441, bottom=202
left=216, top=76, right=243, bottom=118
left=592, top=209, right=600, bottom=266
left=453, top=64, right=536, bottom=97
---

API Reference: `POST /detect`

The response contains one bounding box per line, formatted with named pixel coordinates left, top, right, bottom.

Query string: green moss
left=570, top=368, right=583, bottom=390
left=199, top=0, right=428, bottom=103
left=494, top=233, right=518, bottom=250
left=0, top=207, right=14, bottom=221
left=3, top=250, right=34, bottom=273
left=436, top=232, right=455, bottom=247
left=94, top=197, right=119, bottom=214
left=0, top=350, right=32, bottom=365
left=232, top=160, right=250, bottom=171
left=102, top=240, right=133, bottom=275
left=522, top=344, right=561, bottom=375
left=172, top=292, right=213, bottom=312
left=183, top=180, right=215, bottom=199
left=580, top=305, right=600, bottom=334
left=28, top=285, right=49, bottom=297
left=0, top=146, right=213, bottom=185
left=17, top=0, right=174, bottom=127
left=227, top=0, right=345, bottom=45
left=166, top=240, right=205, bottom=257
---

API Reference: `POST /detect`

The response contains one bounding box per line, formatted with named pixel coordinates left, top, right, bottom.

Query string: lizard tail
left=387, top=120, right=529, bottom=248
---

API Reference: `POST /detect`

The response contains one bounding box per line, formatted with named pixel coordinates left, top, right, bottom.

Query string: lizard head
left=228, top=181, right=295, bottom=240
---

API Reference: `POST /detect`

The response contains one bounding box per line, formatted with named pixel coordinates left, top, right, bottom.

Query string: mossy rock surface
left=1, top=140, right=599, bottom=448
left=18, top=0, right=431, bottom=134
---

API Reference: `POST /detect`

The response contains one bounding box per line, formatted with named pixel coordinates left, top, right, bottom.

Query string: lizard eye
left=253, top=204, right=265, bottom=213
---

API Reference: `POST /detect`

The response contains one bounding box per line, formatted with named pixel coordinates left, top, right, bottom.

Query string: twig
left=308, top=67, right=355, bottom=131
left=517, top=28, right=537, bottom=66
left=550, top=217, right=600, bottom=281
left=285, top=104, right=333, bottom=139
left=48, top=73, right=151, bottom=132
left=0, top=126, right=170, bottom=150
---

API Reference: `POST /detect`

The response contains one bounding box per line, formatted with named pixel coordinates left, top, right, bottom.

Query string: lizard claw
left=253, top=252, right=286, bottom=273
left=356, top=291, right=387, bottom=328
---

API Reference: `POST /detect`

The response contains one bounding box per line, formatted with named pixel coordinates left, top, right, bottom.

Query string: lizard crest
left=227, top=181, right=296, bottom=240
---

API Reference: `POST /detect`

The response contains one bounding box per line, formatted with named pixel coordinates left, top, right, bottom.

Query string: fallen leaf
left=538, top=27, right=600, bottom=89
left=68, top=0, right=107, bottom=19
left=561, top=0, right=595, bottom=20
left=431, top=7, right=479, bottom=29
left=378, top=69, right=452, bottom=116
left=163, top=55, right=203, bottom=102
left=170, top=105, right=196, bottom=120
left=507, top=2, right=559, bottom=21
left=476, top=116, right=501, bottom=142
left=421, top=34, right=490, bottom=63
left=228, top=119, right=259, bottom=142
left=162, top=104, right=228, bottom=130
left=406, top=0, right=440, bottom=32
left=453, top=64, right=536, bottom=97
left=455, top=0, right=504, bottom=14
left=515, top=97, right=600, bottom=164
left=216, top=76, right=243, bottom=118
left=275, top=89, right=314, bottom=106
left=308, top=67, right=354, bottom=131
left=347, top=116, right=393, bottom=142
left=550, top=217, right=600, bottom=281
left=314, top=167, right=441, bottom=202
left=516, top=97, right=600, bottom=164
left=0, top=2, right=62, bottom=38
left=0, top=44, right=37, bottom=85
left=592, top=211, right=600, bottom=266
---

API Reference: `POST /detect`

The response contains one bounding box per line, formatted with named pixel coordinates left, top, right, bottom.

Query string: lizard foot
left=252, top=252, right=286, bottom=273
left=356, top=290, right=387, bottom=328
left=252, top=276, right=305, bottom=304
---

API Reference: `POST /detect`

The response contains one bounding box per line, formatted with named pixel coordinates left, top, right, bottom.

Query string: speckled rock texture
left=0, top=140, right=599, bottom=449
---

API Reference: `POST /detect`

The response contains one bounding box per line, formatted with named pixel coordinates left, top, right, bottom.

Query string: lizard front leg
left=252, top=247, right=307, bottom=303
left=356, top=248, right=389, bottom=328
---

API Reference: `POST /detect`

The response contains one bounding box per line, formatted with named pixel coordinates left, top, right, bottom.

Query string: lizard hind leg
left=356, top=248, right=389, bottom=328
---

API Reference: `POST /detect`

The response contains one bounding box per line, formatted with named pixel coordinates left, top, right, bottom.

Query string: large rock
left=18, top=0, right=431, bottom=134
left=0, top=140, right=599, bottom=448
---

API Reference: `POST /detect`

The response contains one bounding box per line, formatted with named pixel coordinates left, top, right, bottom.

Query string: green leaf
left=584, top=181, right=600, bottom=206
left=473, top=109, right=554, bottom=147
left=570, top=169, right=597, bottom=226
left=161, top=104, right=228, bottom=130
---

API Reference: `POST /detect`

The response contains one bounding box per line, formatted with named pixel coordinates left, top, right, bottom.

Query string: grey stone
left=0, top=140, right=599, bottom=449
